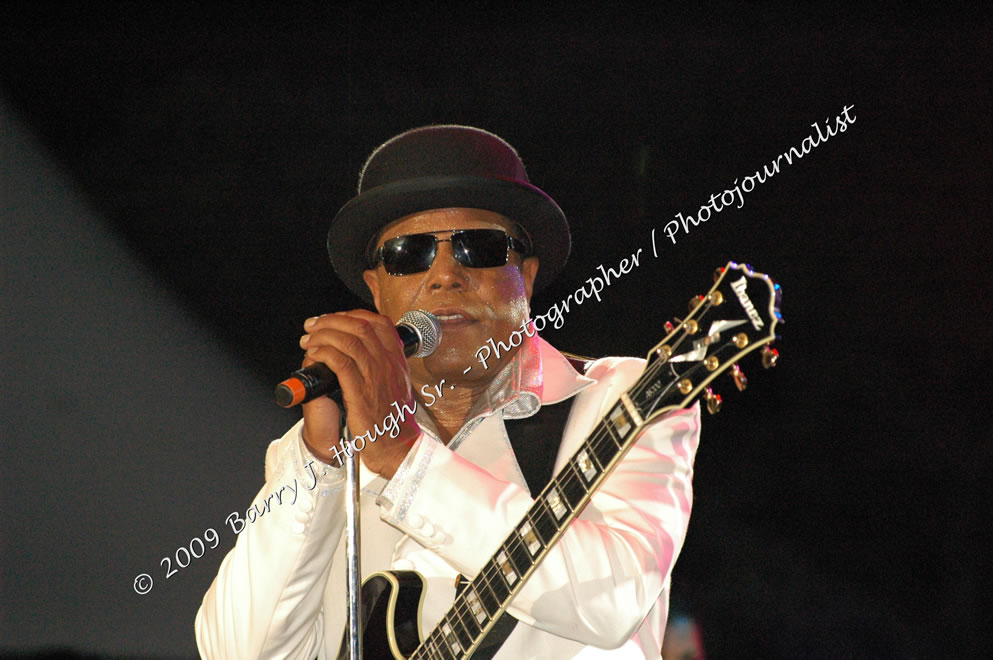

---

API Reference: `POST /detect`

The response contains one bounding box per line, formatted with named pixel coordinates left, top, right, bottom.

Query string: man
left=196, top=125, right=701, bottom=658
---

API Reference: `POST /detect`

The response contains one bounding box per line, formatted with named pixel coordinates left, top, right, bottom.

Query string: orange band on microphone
left=277, top=378, right=307, bottom=407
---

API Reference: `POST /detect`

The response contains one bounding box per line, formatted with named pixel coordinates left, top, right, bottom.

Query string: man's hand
left=299, top=310, right=420, bottom=478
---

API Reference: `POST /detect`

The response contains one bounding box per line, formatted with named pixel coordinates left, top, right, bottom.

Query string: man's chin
left=415, top=319, right=525, bottom=381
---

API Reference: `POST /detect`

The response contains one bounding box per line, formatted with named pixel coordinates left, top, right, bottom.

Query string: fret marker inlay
left=577, top=450, right=597, bottom=482
left=518, top=522, right=541, bottom=555
left=608, top=404, right=633, bottom=437
left=497, top=550, right=518, bottom=584
left=466, top=589, right=486, bottom=623
left=441, top=622, right=461, bottom=653
left=546, top=487, right=567, bottom=519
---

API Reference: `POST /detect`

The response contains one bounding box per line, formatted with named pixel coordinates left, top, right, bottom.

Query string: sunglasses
left=370, top=228, right=531, bottom=275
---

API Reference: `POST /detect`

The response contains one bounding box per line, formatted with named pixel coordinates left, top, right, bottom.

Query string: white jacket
left=196, top=334, right=701, bottom=659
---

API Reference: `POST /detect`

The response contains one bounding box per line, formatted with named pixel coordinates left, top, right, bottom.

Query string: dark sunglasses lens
left=381, top=234, right=437, bottom=274
left=453, top=230, right=509, bottom=268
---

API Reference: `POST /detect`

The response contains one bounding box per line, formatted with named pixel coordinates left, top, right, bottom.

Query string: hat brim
left=328, top=175, right=570, bottom=304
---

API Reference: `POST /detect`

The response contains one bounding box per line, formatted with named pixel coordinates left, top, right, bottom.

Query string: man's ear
left=521, top=256, right=539, bottom=300
left=362, top=269, right=382, bottom=312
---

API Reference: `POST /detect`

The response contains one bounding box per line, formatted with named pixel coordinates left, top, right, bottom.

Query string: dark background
left=2, top=3, right=990, bottom=658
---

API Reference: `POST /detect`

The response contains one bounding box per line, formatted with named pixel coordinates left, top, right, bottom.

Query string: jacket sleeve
left=375, top=357, right=700, bottom=649
left=194, top=419, right=348, bottom=659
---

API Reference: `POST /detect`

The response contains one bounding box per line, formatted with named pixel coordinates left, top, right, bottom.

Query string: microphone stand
left=338, top=402, right=362, bottom=660
left=345, top=436, right=363, bottom=660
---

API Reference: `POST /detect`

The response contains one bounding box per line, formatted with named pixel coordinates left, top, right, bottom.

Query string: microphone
left=274, top=310, right=442, bottom=408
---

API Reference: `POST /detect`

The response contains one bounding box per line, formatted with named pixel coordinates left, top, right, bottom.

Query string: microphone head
left=398, top=310, right=442, bottom=358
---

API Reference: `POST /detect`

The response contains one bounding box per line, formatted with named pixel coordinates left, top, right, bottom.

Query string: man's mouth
left=431, top=308, right=477, bottom=326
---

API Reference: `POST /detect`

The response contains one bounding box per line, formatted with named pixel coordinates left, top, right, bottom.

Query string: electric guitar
left=340, top=261, right=783, bottom=659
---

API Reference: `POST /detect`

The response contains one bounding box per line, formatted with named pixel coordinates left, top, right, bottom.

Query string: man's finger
left=302, top=316, right=386, bottom=383
left=336, top=309, right=407, bottom=356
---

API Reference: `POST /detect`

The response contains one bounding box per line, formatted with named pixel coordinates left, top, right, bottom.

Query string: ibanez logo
left=731, top=276, right=765, bottom=330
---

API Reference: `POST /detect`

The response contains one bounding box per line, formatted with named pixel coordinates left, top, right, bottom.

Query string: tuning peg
left=713, top=267, right=725, bottom=283
left=688, top=295, right=705, bottom=312
left=704, top=388, right=722, bottom=415
left=664, top=320, right=675, bottom=333
left=761, top=346, right=780, bottom=369
left=730, top=364, right=747, bottom=391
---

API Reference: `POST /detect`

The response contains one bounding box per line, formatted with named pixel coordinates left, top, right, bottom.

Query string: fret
left=619, top=392, right=645, bottom=428
left=531, top=499, right=559, bottom=545
left=475, top=568, right=502, bottom=614
left=436, top=618, right=459, bottom=656
left=561, top=462, right=590, bottom=509
left=489, top=566, right=512, bottom=600
left=465, top=584, right=490, bottom=629
left=453, top=595, right=482, bottom=638
left=489, top=573, right=510, bottom=602
left=588, top=431, right=617, bottom=470
left=516, top=519, right=544, bottom=557
left=583, top=435, right=608, bottom=470
left=422, top=629, right=451, bottom=660
left=433, top=632, right=453, bottom=660
left=507, top=535, right=533, bottom=575
left=604, top=410, right=628, bottom=444
left=446, top=612, right=473, bottom=654
left=574, top=447, right=601, bottom=483
left=543, top=483, right=570, bottom=519
left=494, top=548, right=519, bottom=589
left=416, top=635, right=431, bottom=660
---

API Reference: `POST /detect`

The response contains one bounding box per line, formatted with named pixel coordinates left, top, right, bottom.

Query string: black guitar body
left=337, top=570, right=426, bottom=660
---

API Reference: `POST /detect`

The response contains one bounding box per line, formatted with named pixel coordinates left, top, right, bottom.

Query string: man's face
left=362, top=208, right=539, bottom=386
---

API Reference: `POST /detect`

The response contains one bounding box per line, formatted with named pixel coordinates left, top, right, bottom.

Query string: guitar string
left=414, top=301, right=721, bottom=657
left=418, top=394, right=686, bottom=657
left=426, top=358, right=683, bottom=651
left=417, top=372, right=694, bottom=658
left=427, top=437, right=602, bottom=652
left=449, top=306, right=717, bottom=622
left=434, top=421, right=622, bottom=650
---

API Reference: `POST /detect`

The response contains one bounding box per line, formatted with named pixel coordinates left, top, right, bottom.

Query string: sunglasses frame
left=369, top=228, right=531, bottom=275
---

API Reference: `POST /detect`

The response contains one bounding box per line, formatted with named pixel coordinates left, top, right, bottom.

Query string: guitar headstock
left=630, top=262, right=782, bottom=422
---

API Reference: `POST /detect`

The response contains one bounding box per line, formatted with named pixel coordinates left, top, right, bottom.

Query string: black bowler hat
left=328, top=125, right=570, bottom=303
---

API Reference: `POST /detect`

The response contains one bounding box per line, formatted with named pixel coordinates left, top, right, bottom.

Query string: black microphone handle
left=274, top=323, right=421, bottom=408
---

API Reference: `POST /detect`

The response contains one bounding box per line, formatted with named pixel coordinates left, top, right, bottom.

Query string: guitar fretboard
left=412, top=398, right=643, bottom=659
left=406, top=261, right=780, bottom=659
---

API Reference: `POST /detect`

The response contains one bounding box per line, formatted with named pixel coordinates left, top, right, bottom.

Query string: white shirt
left=196, top=334, right=701, bottom=659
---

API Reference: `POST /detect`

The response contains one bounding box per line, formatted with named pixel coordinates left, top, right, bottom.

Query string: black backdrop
left=2, top=3, right=990, bottom=658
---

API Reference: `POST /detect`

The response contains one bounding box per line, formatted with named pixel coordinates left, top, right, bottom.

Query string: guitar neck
left=410, top=261, right=782, bottom=659
left=413, top=396, right=646, bottom=659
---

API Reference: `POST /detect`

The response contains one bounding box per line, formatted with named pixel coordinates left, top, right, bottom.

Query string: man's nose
left=426, top=240, right=469, bottom=291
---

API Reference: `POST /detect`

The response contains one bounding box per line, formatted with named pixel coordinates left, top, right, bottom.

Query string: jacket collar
left=458, top=332, right=596, bottom=422
left=359, top=332, right=595, bottom=491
